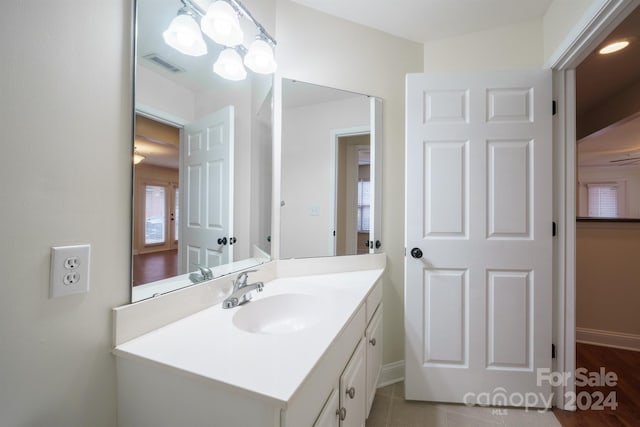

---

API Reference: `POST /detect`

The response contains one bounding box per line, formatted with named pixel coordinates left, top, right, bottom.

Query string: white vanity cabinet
left=313, top=339, right=366, bottom=427
left=115, top=268, right=384, bottom=427
left=312, top=288, right=383, bottom=427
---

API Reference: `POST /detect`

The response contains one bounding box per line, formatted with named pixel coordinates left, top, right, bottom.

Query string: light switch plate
left=50, top=244, right=91, bottom=298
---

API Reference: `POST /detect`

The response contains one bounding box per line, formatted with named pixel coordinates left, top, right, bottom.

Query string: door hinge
left=552, top=344, right=556, bottom=359
left=552, top=100, right=557, bottom=116
left=552, top=221, right=557, bottom=237
left=332, top=230, right=336, bottom=237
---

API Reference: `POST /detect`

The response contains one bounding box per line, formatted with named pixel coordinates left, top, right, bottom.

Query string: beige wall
left=424, top=19, right=544, bottom=71
left=276, top=0, right=424, bottom=364
left=543, top=0, right=601, bottom=63
left=0, top=1, right=132, bottom=426
left=576, top=223, right=640, bottom=335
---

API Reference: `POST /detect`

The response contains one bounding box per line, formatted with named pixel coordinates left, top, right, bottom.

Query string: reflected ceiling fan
left=609, top=156, right=640, bottom=166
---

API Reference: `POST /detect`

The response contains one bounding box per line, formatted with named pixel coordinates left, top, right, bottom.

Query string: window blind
left=588, top=184, right=618, bottom=218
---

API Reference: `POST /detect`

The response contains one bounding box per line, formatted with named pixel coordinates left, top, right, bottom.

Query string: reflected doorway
left=132, top=114, right=181, bottom=286
left=335, top=134, right=370, bottom=256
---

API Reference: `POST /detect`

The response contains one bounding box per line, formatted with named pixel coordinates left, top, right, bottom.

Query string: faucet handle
left=235, top=269, right=258, bottom=284
left=196, top=265, right=213, bottom=279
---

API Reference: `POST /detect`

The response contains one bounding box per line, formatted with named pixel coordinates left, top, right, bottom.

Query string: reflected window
left=358, top=179, right=370, bottom=232
left=145, top=185, right=166, bottom=244
left=588, top=183, right=618, bottom=218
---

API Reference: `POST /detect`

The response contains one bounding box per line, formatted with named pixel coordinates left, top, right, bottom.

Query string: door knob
left=229, top=236, right=237, bottom=245
left=217, top=237, right=228, bottom=245
left=346, top=386, right=356, bottom=399
left=336, top=407, right=346, bottom=421
left=410, top=247, right=423, bottom=259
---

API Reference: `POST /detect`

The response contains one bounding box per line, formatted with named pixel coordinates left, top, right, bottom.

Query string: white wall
left=424, top=19, right=544, bottom=71
left=0, top=1, right=131, bottom=426
left=281, top=96, right=369, bottom=259
left=276, top=0, right=424, bottom=364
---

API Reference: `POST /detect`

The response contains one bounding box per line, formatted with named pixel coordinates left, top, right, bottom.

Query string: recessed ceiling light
left=599, top=40, right=630, bottom=55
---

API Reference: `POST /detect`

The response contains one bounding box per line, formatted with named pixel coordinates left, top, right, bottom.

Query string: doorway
left=551, top=0, right=640, bottom=413
left=557, top=5, right=640, bottom=424
left=132, top=114, right=181, bottom=286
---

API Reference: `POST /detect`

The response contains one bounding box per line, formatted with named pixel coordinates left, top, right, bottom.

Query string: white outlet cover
left=50, top=244, right=91, bottom=298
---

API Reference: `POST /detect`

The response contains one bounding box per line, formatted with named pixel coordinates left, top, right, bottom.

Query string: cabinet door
left=313, top=387, right=340, bottom=427
left=365, top=304, right=383, bottom=417
left=339, top=338, right=366, bottom=427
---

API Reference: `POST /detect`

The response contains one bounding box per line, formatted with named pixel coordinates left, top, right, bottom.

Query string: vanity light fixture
left=599, top=40, right=630, bottom=54
left=133, top=150, right=145, bottom=165
left=162, top=6, right=208, bottom=56
left=163, top=0, right=277, bottom=80
left=244, top=37, right=277, bottom=74
left=213, top=47, right=247, bottom=81
left=201, top=1, right=244, bottom=47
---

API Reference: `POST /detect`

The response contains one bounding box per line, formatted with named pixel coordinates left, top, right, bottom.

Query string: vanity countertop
left=113, top=268, right=384, bottom=406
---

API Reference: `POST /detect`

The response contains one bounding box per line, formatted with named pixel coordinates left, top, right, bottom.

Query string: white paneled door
left=180, top=106, right=234, bottom=274
left=405, top=71, right=552, bottom=407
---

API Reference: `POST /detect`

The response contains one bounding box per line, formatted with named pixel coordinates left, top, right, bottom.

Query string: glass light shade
left=201, top=1, right=244, bottom=47
left=213, top=48, right=247, bottom=81
left=133, top=153, right=145, bottom=165
left=162, top=14, right=207, bottom=57
left=244, top=39, right=277, bottom=74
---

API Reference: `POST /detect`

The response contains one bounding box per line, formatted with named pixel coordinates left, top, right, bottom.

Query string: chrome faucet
left=222, top=270, right=263, bottom=309
left=188, top=265, right=213, bottom=284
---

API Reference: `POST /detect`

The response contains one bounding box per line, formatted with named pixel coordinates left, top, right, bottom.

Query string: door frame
left=550, top=0, right=640, bottom=410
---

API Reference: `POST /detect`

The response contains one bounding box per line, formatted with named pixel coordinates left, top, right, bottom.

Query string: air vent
left=143, top=54, right=184, bottom=73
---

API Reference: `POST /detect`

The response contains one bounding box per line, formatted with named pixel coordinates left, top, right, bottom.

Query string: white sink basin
left=232, top=294, right=325, bottom=334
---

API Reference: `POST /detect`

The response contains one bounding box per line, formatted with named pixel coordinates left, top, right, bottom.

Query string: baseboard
left=378, top=360, right=404, bottom=388
left=576, top=327, right=640, bottom=352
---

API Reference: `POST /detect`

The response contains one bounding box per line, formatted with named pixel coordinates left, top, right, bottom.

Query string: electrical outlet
left=50, top=244, right=90, bottom=298
left=64, top=256, right=80, bottom=270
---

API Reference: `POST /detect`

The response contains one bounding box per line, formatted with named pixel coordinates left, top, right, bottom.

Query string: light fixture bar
left=227, top=0, right=276, bottom=46
left=181, top=0, right=276, bottom=46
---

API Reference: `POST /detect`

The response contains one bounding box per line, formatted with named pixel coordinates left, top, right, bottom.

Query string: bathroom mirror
left=280, top=79, right=382, bottom=259
left=131, top=0, right=274, bottom=302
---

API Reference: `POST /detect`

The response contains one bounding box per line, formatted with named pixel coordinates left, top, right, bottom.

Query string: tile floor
left=366, top=382, right=562, bottom=427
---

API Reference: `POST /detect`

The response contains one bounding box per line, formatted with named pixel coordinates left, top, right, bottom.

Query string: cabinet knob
left=336, top=407, right=346, bottom=421
left=346, top=386, right=356, bottom=399
left=369, top=337, right=377, bottom=346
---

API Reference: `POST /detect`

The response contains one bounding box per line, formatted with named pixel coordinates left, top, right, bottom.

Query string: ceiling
left=289, top=0, right=554, bottom=42
left=577, top=6, right=640, bottom=167
left=576, top=6, right=640, bottom=117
